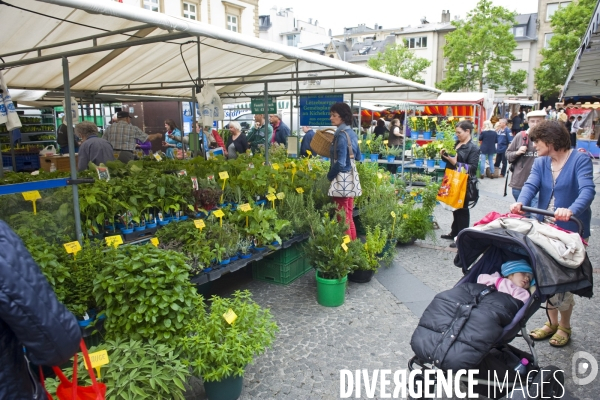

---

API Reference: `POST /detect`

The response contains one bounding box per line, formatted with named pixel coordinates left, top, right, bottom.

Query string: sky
left=259, top=0, right=540, bottom=36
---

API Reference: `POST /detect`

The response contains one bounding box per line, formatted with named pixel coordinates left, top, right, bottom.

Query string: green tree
left=437, top=0, right=527, bottom=94
left=534, top=0, right=596, bottom=97
left=367, top=43, right=432, bottom=84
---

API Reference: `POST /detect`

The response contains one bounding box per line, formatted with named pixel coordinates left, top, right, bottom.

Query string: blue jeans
left=512, top=188, right=539, bottom=212
left=480, top=154, right=495, bottom=175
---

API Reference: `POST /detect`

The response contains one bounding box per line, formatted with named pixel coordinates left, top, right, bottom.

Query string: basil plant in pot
left=305, top=211, right=362, bottom=307
left=182, top=290, right=278, bottom=400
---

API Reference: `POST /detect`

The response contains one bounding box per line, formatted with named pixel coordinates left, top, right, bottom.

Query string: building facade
left=258, top=7, right=331, bottom=48
left=114, top=0, right=260, bottom=36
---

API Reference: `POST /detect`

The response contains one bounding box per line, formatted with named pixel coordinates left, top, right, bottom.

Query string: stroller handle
left=521, top=206, right=584, bottom=236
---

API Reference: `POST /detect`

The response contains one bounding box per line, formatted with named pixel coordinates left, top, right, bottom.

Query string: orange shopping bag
left=436, top=167, right=468, bottom=209
left=40, top=339, right=106, bottom=400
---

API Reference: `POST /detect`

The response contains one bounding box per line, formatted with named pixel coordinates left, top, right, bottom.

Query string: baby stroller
left=408, top=207, right=594, bottom=399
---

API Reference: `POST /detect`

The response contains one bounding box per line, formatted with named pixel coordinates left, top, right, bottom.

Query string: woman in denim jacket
left=327, top=102, right=361, bottom=240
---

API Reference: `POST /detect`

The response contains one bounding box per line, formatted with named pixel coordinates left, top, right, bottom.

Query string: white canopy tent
left=0, top=0, right=442, bottom=104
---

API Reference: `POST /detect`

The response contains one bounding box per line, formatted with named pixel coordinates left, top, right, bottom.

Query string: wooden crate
left=39, top=155, right=78, bottom=172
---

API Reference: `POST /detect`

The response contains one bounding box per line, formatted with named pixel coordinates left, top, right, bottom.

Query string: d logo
left=572, top=351, right=598, bottom=386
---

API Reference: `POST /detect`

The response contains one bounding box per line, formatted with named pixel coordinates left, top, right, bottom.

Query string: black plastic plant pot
left=348, top=269, right=374, bottom=283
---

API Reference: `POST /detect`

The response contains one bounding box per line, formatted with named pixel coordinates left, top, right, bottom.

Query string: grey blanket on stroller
left=410, top=283, right=523, bottom=371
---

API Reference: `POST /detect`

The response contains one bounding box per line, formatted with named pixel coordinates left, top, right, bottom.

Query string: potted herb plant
left=182, top=290, right=278, bottom=400
left=348, top=225, right=388, bottom=283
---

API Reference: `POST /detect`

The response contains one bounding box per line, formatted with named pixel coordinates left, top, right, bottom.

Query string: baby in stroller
left=477, top=260, right=535, bottom=303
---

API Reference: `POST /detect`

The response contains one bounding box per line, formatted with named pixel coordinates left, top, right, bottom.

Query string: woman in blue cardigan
left=510, top=120, right=595, bottom=348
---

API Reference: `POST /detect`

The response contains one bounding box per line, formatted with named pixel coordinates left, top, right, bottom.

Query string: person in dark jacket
left=478, top=120, right=498, bottom=179
left=493, top=119, right=511, bottom=177
left=76, top=121, right=115, bottom=171
left=300, top=126, right=315, bottom=157
left=327, top=102, right=361, bottom=240
left=269, top=113, right=290, bottom=146
left=440, top=120, right=480, bottom=248
left=225, top=121, right=249, bottom=160
left=511, top=111, right=523, bottom=136
left=0, top=221, right=81, bottom=399
left=56, top=116, right=81, bottom=155
left=373, top=118, right=388, bottom=139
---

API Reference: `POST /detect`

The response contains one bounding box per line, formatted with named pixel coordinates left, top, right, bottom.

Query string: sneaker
left=440, top=233, right=454, bottom=240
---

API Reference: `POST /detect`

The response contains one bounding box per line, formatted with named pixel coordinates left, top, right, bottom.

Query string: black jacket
left=0, top=221, right=81, bottom=399
left=411, top=283, right=522, bottom=371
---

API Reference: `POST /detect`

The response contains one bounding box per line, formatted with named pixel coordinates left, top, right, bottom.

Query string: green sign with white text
left=251, top=97, right=277, bottom=114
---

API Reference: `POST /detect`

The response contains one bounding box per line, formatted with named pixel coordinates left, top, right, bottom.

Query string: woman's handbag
left=40, top=339, right=107, bottom=400
left=458, top=163, right=479, bottom=207
left=328, top=131, right=362, bottom=198
left=310, top=128, right=335, bottom=157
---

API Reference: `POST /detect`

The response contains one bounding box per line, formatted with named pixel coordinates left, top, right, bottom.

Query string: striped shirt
left=102, top=121, right=148, bottom=151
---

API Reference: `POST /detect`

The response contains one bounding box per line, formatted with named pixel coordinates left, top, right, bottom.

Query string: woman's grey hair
left=74, top=121, right=98, bottom=138
left=229, top=121, right=242, bottom=131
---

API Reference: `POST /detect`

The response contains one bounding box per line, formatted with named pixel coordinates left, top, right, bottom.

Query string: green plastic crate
left=264, top=242, right=304, bottom=264
left=252, top=255, right=311, bottom=285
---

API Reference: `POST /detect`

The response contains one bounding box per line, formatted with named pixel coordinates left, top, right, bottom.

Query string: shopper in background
left=226, top=121, right=249, bottom=160
left=56, top=115, right=80, bottom=155
left=510, top=120, right=595, bottom=347
left=373, top=118, right=388, bottom=140
left=511, top=111, right=524, bottom=136
left=0, top=221, right=81, bottom=398
left=440, top=120, right=480, bottom=248
left=494, top=120, right=510, bottom=178
left=163, top=119, right=186, bottom=159
left=506, top=110, right=545, bottom=206
left=75, top=121, right=115, bottom=171
left=135, top=139, right=152, bottom=156
left=327, top=102, right=361, bottom=240
left=102, top=111, right=162, bottom=163
left=300, top=126, right=316, bottom=157
left=247, top=114, right=273, bottom=154
left=269, top=113, right=290, bottom=146
left=478, top=120, right=497, bottom=179
left=566, top=116, right=576, bottom=148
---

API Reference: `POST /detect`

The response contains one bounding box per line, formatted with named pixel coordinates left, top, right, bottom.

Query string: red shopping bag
left=40, top=339, right=106, bottom=400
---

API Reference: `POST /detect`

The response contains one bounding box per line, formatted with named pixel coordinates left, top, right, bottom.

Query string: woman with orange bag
left=439, top=120, right=480, bottom=248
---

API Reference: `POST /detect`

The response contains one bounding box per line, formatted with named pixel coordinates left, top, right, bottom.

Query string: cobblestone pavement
left=186, top=173, right=600, bottom=400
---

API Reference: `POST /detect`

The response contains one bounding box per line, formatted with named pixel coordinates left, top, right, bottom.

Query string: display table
left=39, top=154, right=78, bottom=172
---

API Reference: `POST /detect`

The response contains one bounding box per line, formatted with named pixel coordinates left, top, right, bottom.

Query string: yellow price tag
left=272, top=163, right=280, bottom=170
left=153, top=153, right=162, bottom=162
left=383, top=140, right=389, bottom=145
left=306, top=150, right=312, bottom=156
left=105, top=235, right=123, bottom=248
left=213, top=209, right=225, bottom=218
left=432, top=117, right=438, bottom=121
left=84, top=350, right=110, bottom=370
left=219, top=171, right=229, bottom=180
left=239, top=203, right=252, bottom=212
left=268, top=187, right=276, bottom=194
left=22, top=191, right=41, bottom=201
left=411, top=117, right=417, bottom=121
left=276, top=192, right=285, bottom=200
left=150, top=238, right=159, bottom=247
left=422, top=116, right=428, bottom=119
left=343, top=235, right=351, bottom=244
left=459, top=117, right=465, bottom=121
left=448, top=117, right=454, bottom=121
left=358, top=140, right=362, bottom=144
left=194, top=219, right=206, bottom=230
left=341, top=243, right=348, bottom=252
left=223, top=308, right=238, bottom=325
left=296, top=187, right=304, bottom=194
left=63, top=241, right=82, bottom=255
left=266, top=194, right=277, bottom=201
left=391, top=211, right=397, bottom=218
left=290, top=161, right=296, bottom=168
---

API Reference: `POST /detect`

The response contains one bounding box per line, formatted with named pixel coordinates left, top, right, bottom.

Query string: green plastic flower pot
left=316, top=271, right=347, bottom=307
left=204, top=374, right=244, bottom=400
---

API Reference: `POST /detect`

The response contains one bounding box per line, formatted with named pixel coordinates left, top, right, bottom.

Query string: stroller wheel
left=529, top=365, right=565, bottom=399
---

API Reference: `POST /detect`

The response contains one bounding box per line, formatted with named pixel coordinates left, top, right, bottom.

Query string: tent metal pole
left=92, top=94, right=97, bottom=127
left=264, top=83, right=269, bottom=165
left=350, top=93, right=354, bottom=134
left=63, top=56, right=83, bottom=243
left=401, top=109, right=407, bottom=175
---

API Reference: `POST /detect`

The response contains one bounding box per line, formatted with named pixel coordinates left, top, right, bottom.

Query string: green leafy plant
left=93, top=244, right=202, bottom=344
left=182, top=290, right=278, bottom=382
left=362, top=225, right=389, bottom=271
left=44, top=338, right=190, bottom=400
left=396, top=203, right=435, bottom=243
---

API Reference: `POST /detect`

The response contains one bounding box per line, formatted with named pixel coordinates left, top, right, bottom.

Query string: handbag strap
left=332, top=129, right=355, bottom=163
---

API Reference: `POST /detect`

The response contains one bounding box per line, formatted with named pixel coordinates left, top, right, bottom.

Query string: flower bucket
left=348, top=269, right=374, bottom=283
left=203, top=374, right=244, bottom=400
left=239, top=253, right=252, bottom=259
left=219, top=258, right=231, bottom=265
left=133, top=225, right=146, bottom=232
left=414, top=159, right=424, bottom=167
left=322, top=157, right=329, bottom=161
left=359, top=154, right=365, bottom=162
left=146, top=222, right=157, bottom=229
left=370, top=153, right=379, bottom=162
left=120, top=228, right=134, bottom=234
left=158, top=220, right=170, bottom=226
left=316, top=272, right=347, bottom=307
left=386, top=155, right=395, bottom=163
left=438, top=160, right=447, bottom=169
left=179, top=216, right=188, bottom=221
left=436, top=132, right=444, bottom=140
left=230, top=255, right=239, bottom=261
left=423, top=131, right=432, bottom=140
left=426, top=159, right=436, bottom=168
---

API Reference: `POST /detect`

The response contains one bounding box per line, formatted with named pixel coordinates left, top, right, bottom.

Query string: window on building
left=183, top=2, right=198, bottom=20
left=142, top=0, right=159, bottom=12
left=512, top=49, right=523, bottom=61
left=227, top=14, right=238, bottom=32
left=544, top=33, right=555, bottom=48
left=546, top=2, right=571, bottom=21
left=287, top=34, right=299, bottom=47
left=514, top=26, right=525, bottom=37
left=407, top=36, right=427, bottom=49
